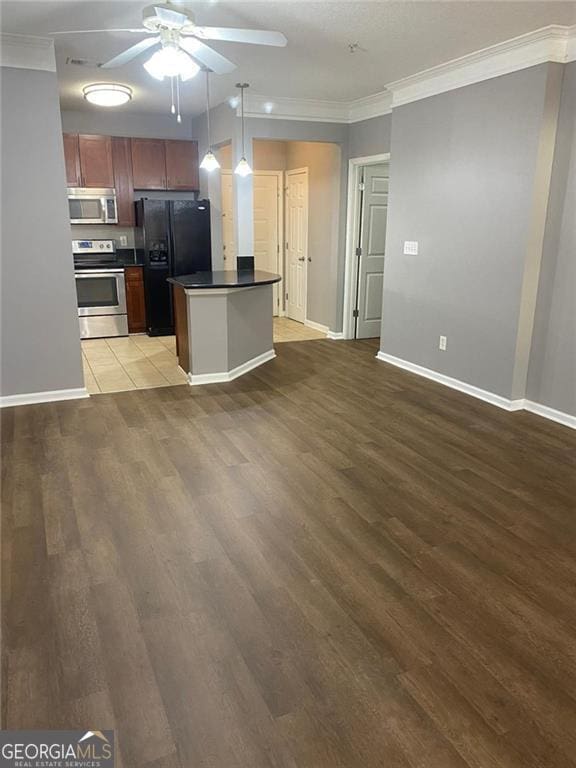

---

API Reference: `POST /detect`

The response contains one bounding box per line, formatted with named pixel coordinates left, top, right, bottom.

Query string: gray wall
left=527, top=61, right=576, bottom=416
left=61, top=109, right=197, bottom=139
left=1, top=67, right=84, bottom=397
left=380, top=64, right=554, bottom=399
left=348, top=114, right=392, bottom=159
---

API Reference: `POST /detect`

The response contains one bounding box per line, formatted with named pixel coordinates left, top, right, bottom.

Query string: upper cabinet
left=165, top=140, right=199, bottom=191
left=132, top=138, right=199, bottom=191
left=63, top=133, right=81, bottom=187
left=112, top=137, right=135, bottom=227
left=78, top=135, right=115, bottom=188
left=63, top=133, right=114, bottom=188
left=131, top=138, right=167, bottom=190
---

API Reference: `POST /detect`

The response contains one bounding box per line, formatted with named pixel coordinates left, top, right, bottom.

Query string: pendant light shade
left=199, top=70, right=220, bottom=173
left=234, top=83, right=252, bottom=177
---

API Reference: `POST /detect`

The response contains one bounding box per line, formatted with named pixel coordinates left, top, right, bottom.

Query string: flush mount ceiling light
left=83, top=83, right=132, bottom=106
left=143, top=43, right=199, bottom=81
left=234, top=82, right=252, bottom=177
left=199, top=69, right=220, bottom=172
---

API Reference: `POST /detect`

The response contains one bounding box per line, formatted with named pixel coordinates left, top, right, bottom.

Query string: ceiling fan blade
left=100, top=37, right=159, bottom=68
left=179, top=38, right=236, bottom=74
left=193, top=27, right=287, bottom=47
left=51, top=28, right=152, bottom=35
left=154, top=5, right=189, bottom=27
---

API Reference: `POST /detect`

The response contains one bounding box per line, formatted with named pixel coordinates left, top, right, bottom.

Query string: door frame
left=253, top=170, right=285, bottom=315
left=343, top=153, right=390, bottom=340
left=285, top=167, right=309, bottom=324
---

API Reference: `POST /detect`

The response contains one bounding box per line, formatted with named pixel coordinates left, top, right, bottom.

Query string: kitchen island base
left=171, top=271, right=281, bottom=386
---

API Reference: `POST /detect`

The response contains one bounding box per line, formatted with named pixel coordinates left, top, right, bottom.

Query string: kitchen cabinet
left=78, top=134, right=115, bottom=188
left=131, top=138, right=167, bottom=190
left=165, top=140, right=199, bottom=191
left=63, top=133, right=81, bottom=187
left=125, top=266, right=146, bottom=333
left=112, top=137, right=135, bottom=227
left=63, top=133, right=114, bottom=188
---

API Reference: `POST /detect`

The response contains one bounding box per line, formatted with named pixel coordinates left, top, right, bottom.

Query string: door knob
left=298, top=257, right=305, bottom=262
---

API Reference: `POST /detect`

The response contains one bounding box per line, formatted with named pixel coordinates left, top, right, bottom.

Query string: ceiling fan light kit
left=143, top=44, right=199, bottom=81
left=234, top=83, right=252, bottom=177
left=82, top=83, right=132, bottom=106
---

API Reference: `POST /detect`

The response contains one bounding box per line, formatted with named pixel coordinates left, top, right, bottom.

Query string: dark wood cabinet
left=112, top=137, right=135, bottom=227
left=78, top=134, right=114, bottom=188
left=131, top=138, right=167, bottom=190
left=172, top=284, right=189, bottom=373
left=63, top=133, right=81, bottom=187
left=125, top=266, right=146, bottom=333
left=165, top=140, right=199, bottom=191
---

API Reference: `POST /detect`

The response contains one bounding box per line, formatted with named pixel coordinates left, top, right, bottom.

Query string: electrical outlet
left=403, top=240, right=419, bottom=255
left=119, top=235, right=128, bottom=247
left=439, top=335, right=447, bottom=351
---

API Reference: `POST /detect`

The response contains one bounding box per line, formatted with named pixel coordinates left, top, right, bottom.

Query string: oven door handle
left=75, top=270, right=124, bottom=277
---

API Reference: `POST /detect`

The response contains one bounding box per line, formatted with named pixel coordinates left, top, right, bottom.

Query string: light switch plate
left=439, top=335, right=447, bottom=351
left=403, top=240, right=419, bottom=255
left=119, top=235, right=128, bottom=247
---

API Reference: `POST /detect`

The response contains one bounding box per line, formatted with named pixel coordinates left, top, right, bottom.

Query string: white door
left=221, top=171, right=236, bottom=271
left=355, top=162, right=389, bottom=338
left=286, top=169, right=308, bottom=323
left=253, top=173, right=281, bottom=316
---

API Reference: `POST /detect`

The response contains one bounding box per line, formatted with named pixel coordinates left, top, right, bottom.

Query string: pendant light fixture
left=234, top=83, right=252, bottom=177
left=199, top=69, right=220, bottom=172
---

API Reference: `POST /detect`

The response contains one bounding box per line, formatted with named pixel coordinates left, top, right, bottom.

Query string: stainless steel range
left=73, top=239, right=128, bottom=339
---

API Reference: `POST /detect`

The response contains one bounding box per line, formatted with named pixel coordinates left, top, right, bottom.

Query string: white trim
left=375, top=352, right=576, bottom=430
left=376, top=352, right=524, bottom=411
left=326, top=331, right=345, bottom=340
left=523, top=400, right=576, bottom=430
left=348, top=91, right=394, bottom=123
left=387, top=24, right=576, bottom=108
left=304, top=319, right=329, bottom=334
left=0, top=387, right=89, bottom=409
left=343, top=153, right=390, bottom=341
left=187, top=349, right=276, bottom=386
left=227, top=25, right=575, bottom=122
left=0, top=34, right=56, bottom=72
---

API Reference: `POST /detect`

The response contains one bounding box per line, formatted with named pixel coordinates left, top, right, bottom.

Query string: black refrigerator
left=135, top=199, right=212, bottom=335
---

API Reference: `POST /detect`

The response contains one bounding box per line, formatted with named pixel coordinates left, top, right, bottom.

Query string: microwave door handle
left=102, top=197, right=110, bottom=224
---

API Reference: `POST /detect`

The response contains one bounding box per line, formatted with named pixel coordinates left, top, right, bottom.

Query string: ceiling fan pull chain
left=176, top=76, right=182, bottom=123
left=170, top=76, right=176, bottom=114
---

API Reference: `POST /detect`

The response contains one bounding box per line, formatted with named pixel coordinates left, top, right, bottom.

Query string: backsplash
left=70, top=224, right=135, bottom=248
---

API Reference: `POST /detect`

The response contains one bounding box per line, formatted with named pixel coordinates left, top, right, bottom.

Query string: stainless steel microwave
left=68, top=187, right=118, bottom=225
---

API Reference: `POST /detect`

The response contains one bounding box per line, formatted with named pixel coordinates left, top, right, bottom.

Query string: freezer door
left=170, top=200, right=212, bottom=276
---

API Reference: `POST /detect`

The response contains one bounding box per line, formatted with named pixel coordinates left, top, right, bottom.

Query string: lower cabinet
left=125, top=266, right=146, bottom=333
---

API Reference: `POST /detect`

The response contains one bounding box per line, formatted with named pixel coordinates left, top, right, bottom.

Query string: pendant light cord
left=205, top=70, right=212, bottom=152
left=240, top=85, right=245, bottom=157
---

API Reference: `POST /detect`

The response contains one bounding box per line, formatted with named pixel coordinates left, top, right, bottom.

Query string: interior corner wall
left=379, top=64, right=553, bottom=400
left=527, top=61, right=576, bottom=417
left=285, top=142, right=342, bottom=328
left=1, top=67, right=84, bottom=398
left=348, top=114, right=392, bottom=159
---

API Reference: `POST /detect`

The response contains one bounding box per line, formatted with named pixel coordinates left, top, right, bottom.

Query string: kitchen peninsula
left=168, top=270, right=282, bottom=385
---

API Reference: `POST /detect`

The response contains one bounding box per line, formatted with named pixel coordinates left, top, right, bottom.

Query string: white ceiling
left=2, top=1, right=576, bottom=117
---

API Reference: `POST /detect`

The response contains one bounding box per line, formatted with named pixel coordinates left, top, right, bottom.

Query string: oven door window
left=69, top=198, right=103, bottom=221
left=76, top=276, right=119, bottom=308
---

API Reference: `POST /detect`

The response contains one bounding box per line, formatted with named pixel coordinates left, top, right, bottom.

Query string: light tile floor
left=273, top=317, right=326, bottom=343
left=82, top=318, right=326, bottom=394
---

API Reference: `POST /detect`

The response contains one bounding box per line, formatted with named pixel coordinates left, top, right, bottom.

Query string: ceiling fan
left=51, top=2, right=287, bottom=76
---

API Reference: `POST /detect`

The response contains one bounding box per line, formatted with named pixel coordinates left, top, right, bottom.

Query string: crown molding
left=0, top=33, right=56, bottom=72
left=387, top=24, right=576, bottom=108
left=230, top=24, right=575, bottom=125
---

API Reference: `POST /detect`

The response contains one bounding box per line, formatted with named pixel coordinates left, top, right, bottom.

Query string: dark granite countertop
left=168, top=270, right=282, bottom=290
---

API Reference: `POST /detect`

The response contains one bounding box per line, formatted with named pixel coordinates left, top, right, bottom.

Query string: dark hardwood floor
left=2, top=338, right=576, bottom=768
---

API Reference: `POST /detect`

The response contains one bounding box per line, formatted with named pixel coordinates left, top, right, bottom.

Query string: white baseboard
left=376, top=351, right=524, bottom=411
left=188, top=349, right=276, bottom=386
left=304, top=319, right=329, bottom=334
left=0, top=387, right=89, bottom=409
left=327, top=331, right=345, bottom=340
left=375, top=351, right=575, bottom=429
left=522, top=400, right=576, bottom=430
